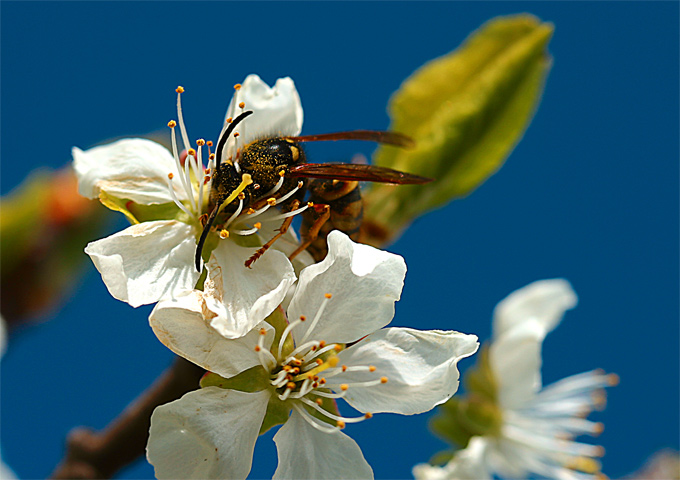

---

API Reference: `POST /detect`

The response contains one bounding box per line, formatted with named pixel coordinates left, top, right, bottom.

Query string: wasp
left=195, top=110, right=430, bottom=271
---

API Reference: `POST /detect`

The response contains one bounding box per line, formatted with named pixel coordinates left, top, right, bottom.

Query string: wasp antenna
left=195, top=205, right=221, bottom=272
left=215, top=110, right=253, bottom=169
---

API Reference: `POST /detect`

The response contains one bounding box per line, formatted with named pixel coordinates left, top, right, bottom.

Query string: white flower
left=73, top=75, right=308, bottom=317
left=414, top=279, right=618, bottom=480
left=146, top=231, right=479, bottom=479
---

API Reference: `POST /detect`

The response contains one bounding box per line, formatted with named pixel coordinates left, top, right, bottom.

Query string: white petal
left=272, top=409, right=373, bottom=480
left=333, top=328, right=479, bottom=415
left=85, top=220, right=200, bottom=307
left=149, top=291, right=274, bottom=379
left=147, top=387, right=270, bottom=480
left=225, top=74, right=303, bottom=147
left=73, top=139, right=186, bottom=204
left=287, top=231, right=406, bottom=344
left=493, top=279, right=577, bottom=339
left=489, top=317, right=547, bottom=410
left=413, top=437, right=491, bottom=480
left=202, top=239, right=296, bottom=339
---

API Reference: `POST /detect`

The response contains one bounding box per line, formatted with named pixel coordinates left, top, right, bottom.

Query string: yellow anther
left=283, top=365, right=292, bottom=372
left=219, top=229, right=230, bottom=239
left=278, top=170, right=286, bottom=177
left=567, top=457, right=602, bottom=474
left=364, top=413, right=373, bottom=419
left=334, top=344, right=342, bottom=352
left=316, top=358, right=323, bottom=365
left=291, top=367, right=300, bottom=374
left=226, top=117, right=233, bottom=123
left=234, top=132, right=240, bottom=137
left=267, top=197, right=277, bottom=206
left=293, top=359, right=302, bottom=366
left=234, top=83, right=242, bottom=90
left=593, top=422, right=604, bottom=435
left=607, top=373, right=620, bottom=386
left=167, top=173, right=174, bottom=179
left=336, top=420, right=346, bottom=429
left=209, top=153, right=215, bottom=160
left=297, top=181, right=304, bottom=188
left=299, top=315, right=306, bottom=321
left=319, top=378, right=326, bottom=384
left=286, top=382, right=296, bottom=390
left=246, top=208, right=256, bottom=215
left=176, top=86, right=184, bottom=93
left=259, top=328, right=267, bottom=335
left=167, top=120, right=177, bottom=128
left=237, top=192, right=246, bottom=200
left=238, top=101, right=245, bottom=109
left=369, top=365, right=376, bottom=372
left=254, top=346, right=261, bottom=352
left=196, top=139, right=205, bottom=146
left=207, top=140, right=213, bottom=147
left=325, top=293, right=332, bottom=299
left=318, top=341, right=326, bottom=348
left=254, top=222, right=262, bottom=229
left=340, top=384, right=349, bottom=391
left=187, top=148, right=196, bottom=156
left=342, top=365, right=348, bottom=372
left=315, top=398, right=323, bottom=406
left=307, top=202, right=314, bottom=208
left=380, top=376, right=388, bottom=384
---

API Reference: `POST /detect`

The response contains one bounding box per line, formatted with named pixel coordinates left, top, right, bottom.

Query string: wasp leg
left=245, top=200, right=301, bottom=269
left=289, top=204, right=331, bottom=261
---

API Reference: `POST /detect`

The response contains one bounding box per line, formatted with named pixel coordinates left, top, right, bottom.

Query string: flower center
left=253, top=293, right=388, bottom=433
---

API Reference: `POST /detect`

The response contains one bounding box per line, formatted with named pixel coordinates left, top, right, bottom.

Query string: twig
left=50, top=357, right=204, bottom=479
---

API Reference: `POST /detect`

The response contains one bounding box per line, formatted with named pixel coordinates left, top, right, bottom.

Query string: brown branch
left=50, top=357, right=204, bottom=479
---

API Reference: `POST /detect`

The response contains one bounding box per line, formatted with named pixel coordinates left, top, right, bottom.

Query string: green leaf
left=199, top=366, right=269, bottom=392
left=364, top=14, right=553, bottom=244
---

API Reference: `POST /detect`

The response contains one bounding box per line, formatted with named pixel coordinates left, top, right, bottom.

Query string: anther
left=340, top=384, right=349, bottom=391
left=286, top=382, right=296, bottom=390
left=254, top=346, right=261, bottom=352
left=246, top=208, right=256, bottom=215
left=307, top=202, right=314, bottom=208
left=267, top=198, right=277, bottom=206
left=607, top=373, right=620, bottom=386
left=234, top=83, right=242, bottom=90
left=238, top=101, right=245, bottom=109
left=316, top=399, right=323, bottom=406
left=253, top=184, right=261, bottom=190
left=187, top=148, right=196, bottom=156
left=278, top=170, right=286, bottom=177
left=334, top=344, right=342, bottom=352
left=167, top=120, right=177, bottom=128
left=318, top=341, right=326, bottom=348
left=300, top=315, right=306, bottom=321
left=226, top=117, right=233, bottom=123
left=168, top=173, right=174, bottom=179
left=196, top=139, right=205, bottom=146
left=369, top=366, right=376, bottom=372
left=237, top=192, right=246, bottom=200
left=380, top=377, right=388, bottom=384
left=219, top=229, right=229, bottom=239
left=364, top=413, right=373, bottom=419
left=259, top=328, right=267, bottom=335
left=342, top=365, right=348, bottom=372
left=297, top=181, right=304, bottom=188
left=234, top=132, right=240, bottom=137
left=336, top=421, right=346, bottom=429
left=254, top=222, right=262, bottom=229
left=325, top=293, right=332, bottom=299
left=175, top=86, right=184, bottom=93
left=209, top=153, right=215, bottom=160
left=207, top=141, right=213, bottom=147
left=316, top=359, right=323, bottom=365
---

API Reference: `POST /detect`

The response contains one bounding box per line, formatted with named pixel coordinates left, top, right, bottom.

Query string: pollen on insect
left=176, top=86, right=185, bottom=93
left=167, top=120, right=177, bottom=128
left=238, top=102, right=245, bottom=109
left=219, top=229, right=229, bottom=239
left=234, top=83, right=242, bottom=90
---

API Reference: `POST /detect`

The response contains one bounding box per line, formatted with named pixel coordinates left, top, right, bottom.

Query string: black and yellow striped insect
left=195, top=111, right=430, bottom=270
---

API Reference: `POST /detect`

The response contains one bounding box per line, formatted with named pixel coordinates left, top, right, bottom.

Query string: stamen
left=261, top=174, right=285, bottom=198
left=299, top=397, right=370, bottom=424
left=274, top=181, right=304, bottom=206
left=223, top=198, right=244, bottom=230
left=298, top=293, right=333, bottom=345
left=165, top=175, right=193, bottom=217
left=277, top=316, right=307, bottom=359
left=265, top=202, right=310, bottom=222
left=175, top=87, right=192, bottom=161
left=169, top=120, right=193, bottom=210
left=292, top=404, right=339, bottom=434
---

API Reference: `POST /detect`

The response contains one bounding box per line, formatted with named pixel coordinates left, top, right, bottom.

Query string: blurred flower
left=146, top=231, right=479, bottom=479
left=416, top=279, right=618, bottom=480
left=72, top=75, right=305, bottom=313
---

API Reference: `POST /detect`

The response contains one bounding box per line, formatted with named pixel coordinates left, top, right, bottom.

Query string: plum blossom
left=72, top=75, right=310, bottom=327
left=414, top=279, right=618, bottom=480
left=146, top=231, right=479, bottom=479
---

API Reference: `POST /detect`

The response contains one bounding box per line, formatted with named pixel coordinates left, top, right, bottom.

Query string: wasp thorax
left=240, top=138, right=305, bottom=193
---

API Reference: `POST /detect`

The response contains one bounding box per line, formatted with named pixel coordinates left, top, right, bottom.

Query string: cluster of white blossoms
left=74, top=75, right=614, bottom=479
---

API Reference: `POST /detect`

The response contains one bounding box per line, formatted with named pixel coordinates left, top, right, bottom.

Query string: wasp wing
left=288, top=163, right=432, bottom=185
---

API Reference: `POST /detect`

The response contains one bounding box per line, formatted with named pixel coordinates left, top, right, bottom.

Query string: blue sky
left=1, top=2, right=678, bottom=479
